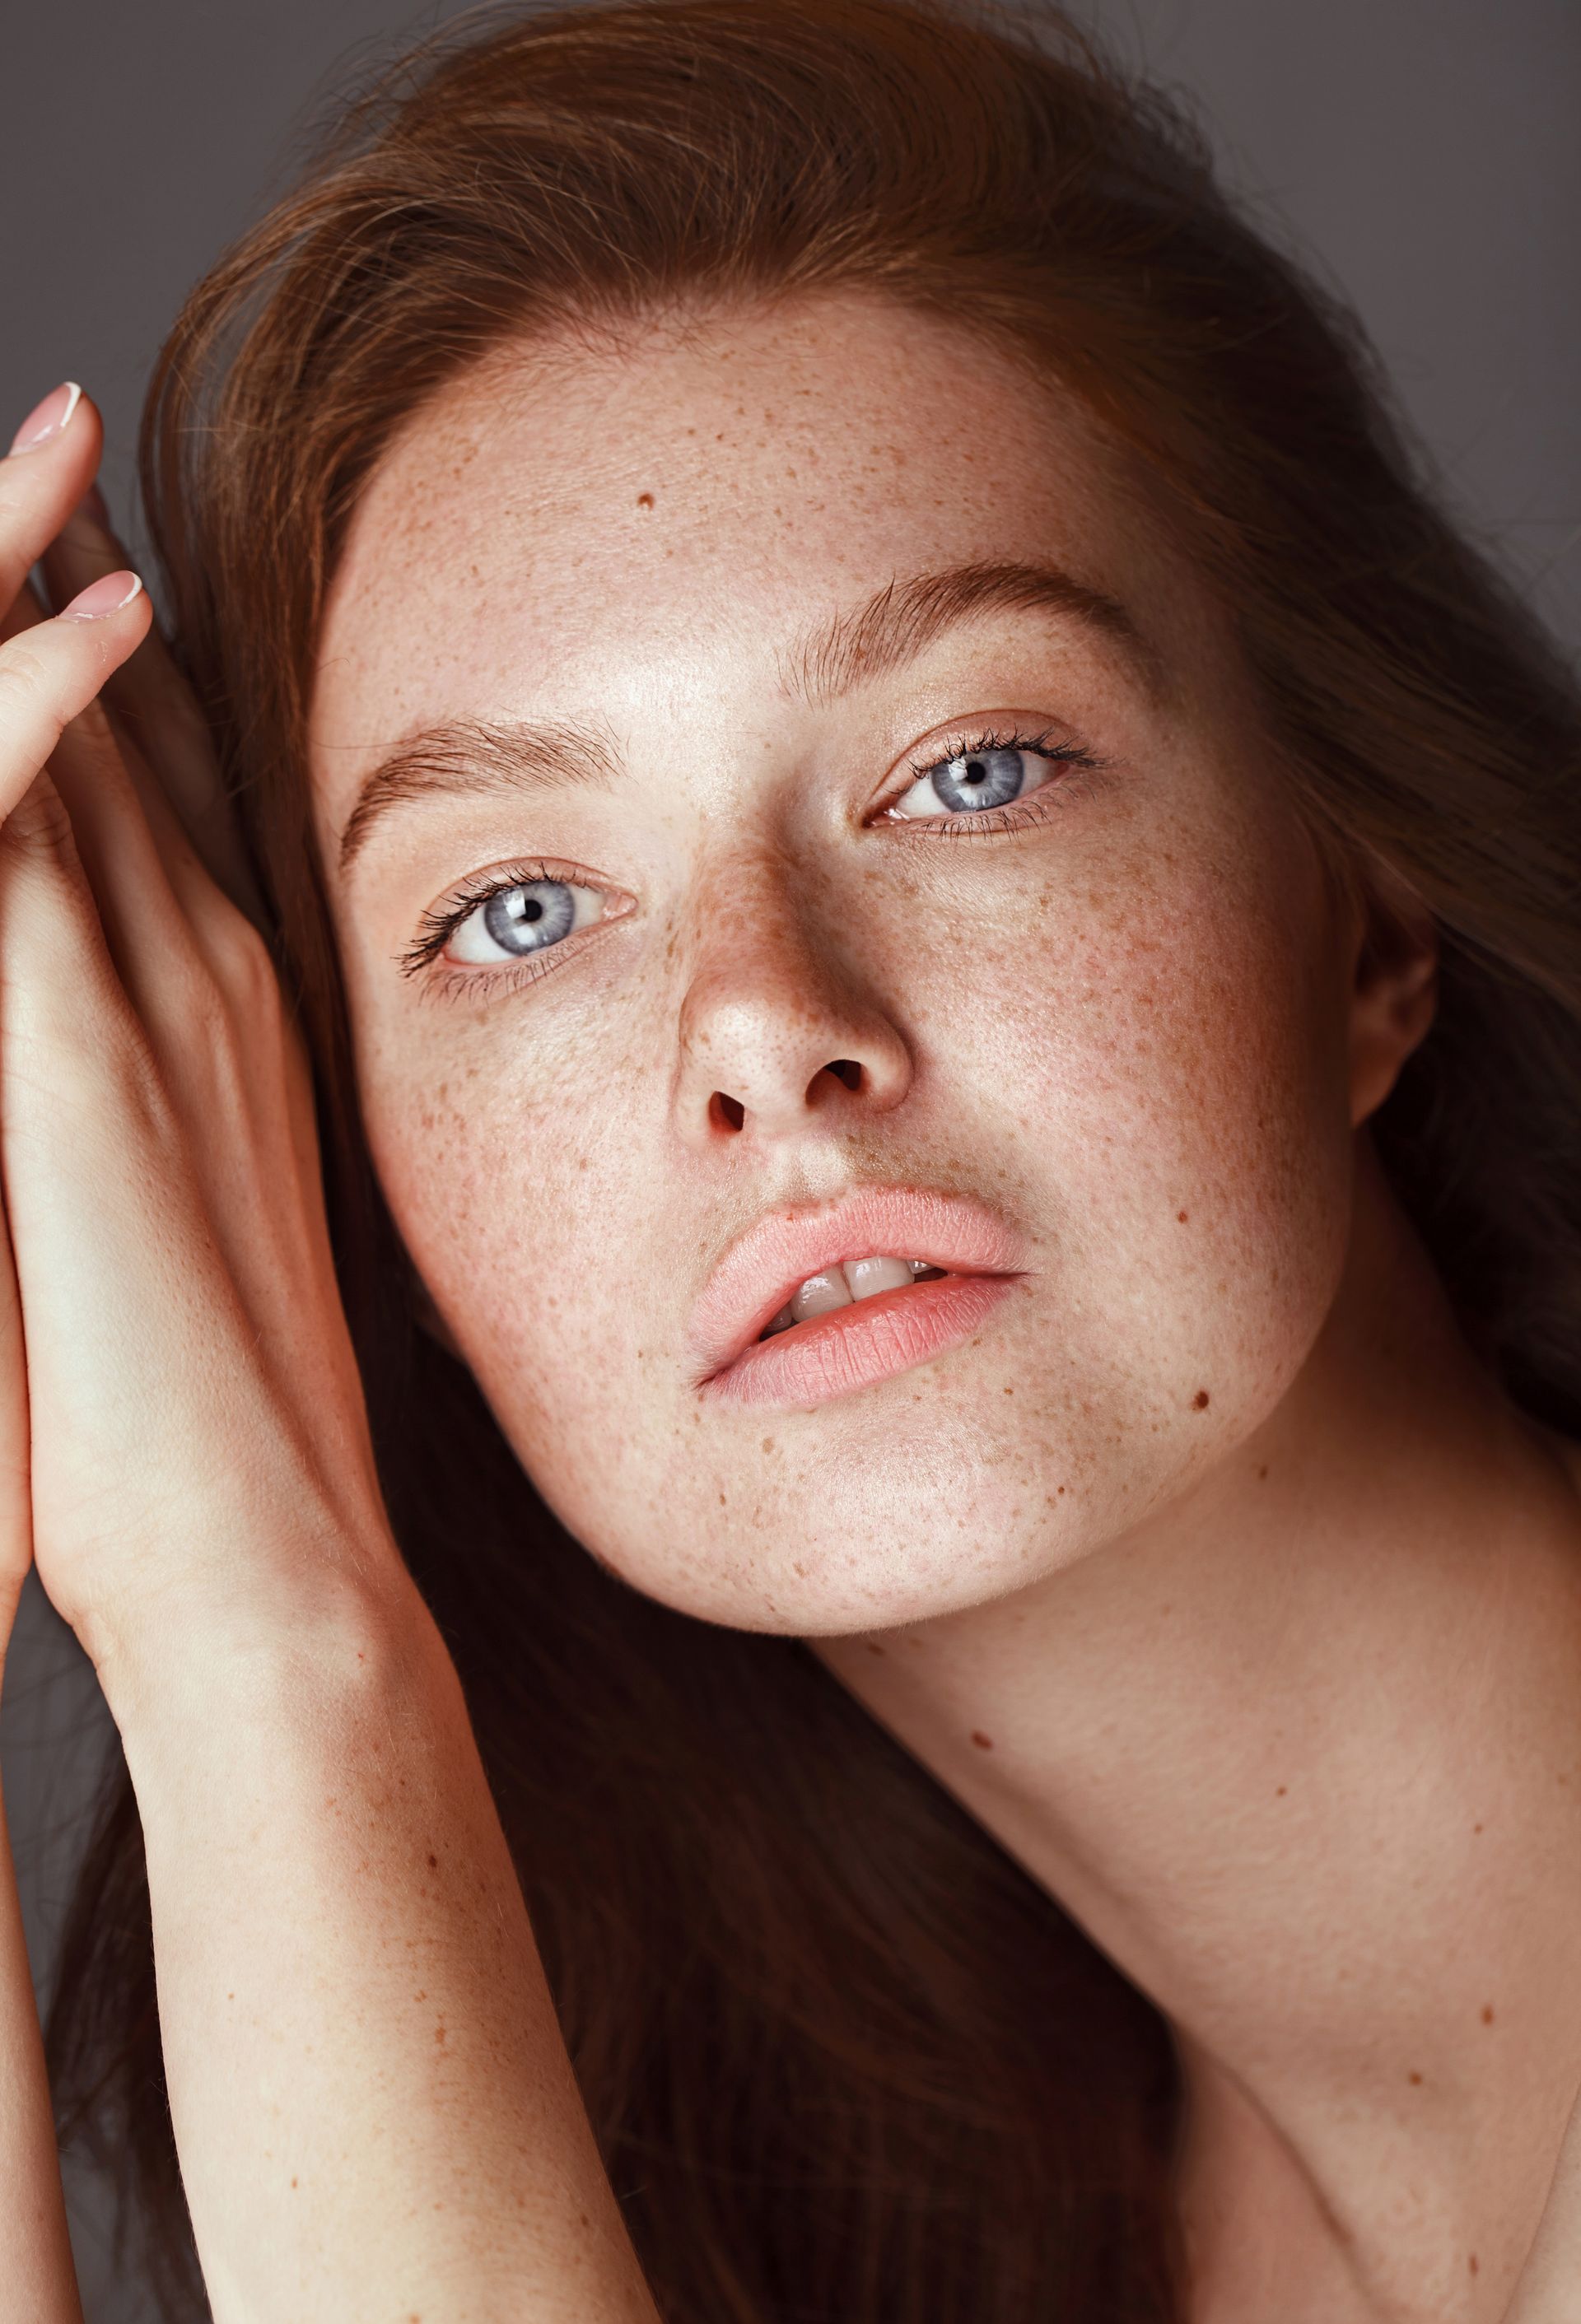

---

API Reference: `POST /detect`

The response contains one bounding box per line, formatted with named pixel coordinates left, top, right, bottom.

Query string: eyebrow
left=779, top=557, right=1154, bottom=710
left=336, top=716, right=622, bottom=882
left=334, top=557, right=1152, bottom=882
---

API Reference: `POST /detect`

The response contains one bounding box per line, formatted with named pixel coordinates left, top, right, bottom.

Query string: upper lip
left=688, top=1185, right=1028, bottom=1382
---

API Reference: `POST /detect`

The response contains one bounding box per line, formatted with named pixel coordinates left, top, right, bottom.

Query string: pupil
left=520, top=897, right=543, bottom=922
left=964, top=759, right=987, bottom=785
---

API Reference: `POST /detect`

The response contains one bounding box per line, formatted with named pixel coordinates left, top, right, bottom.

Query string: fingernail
left=9, top=382, right=82, bottom=455
left=62, top=571, right=142, bottom=622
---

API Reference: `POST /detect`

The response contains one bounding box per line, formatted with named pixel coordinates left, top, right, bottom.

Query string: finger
left=40, top=495, right=267, bottom=924
left=24, top=687, right=210, bottom=1032
left=0, top=575, right=152, bottom=825
left=0, top=571, right=46, bottom=650
left=0, top=385, right=103, bottom=619
left=9, top=547, right=259, bottom=1006
left=0, top=771, right=373, bottom=1532
left=0, top=1177, right=28, bottom=1636
left=27, top=701, right=310, bottom=1250
left=0, top=768, right=261, bottom=1550
left=0, top=575, right=200, bottom=1009
left=0, top=571, right=329, bottom=1341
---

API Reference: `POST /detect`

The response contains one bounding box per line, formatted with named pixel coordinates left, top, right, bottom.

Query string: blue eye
left=400, top=869, right=610, bottom=980
left=891, top=738, right=1069, bottom=820
left=446, top=877, right=603, bottom=966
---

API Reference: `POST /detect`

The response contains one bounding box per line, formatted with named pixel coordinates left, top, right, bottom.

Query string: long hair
left=44, top=2, right=1581, bottom=2317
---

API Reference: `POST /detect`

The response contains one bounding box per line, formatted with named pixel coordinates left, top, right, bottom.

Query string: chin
left=566, top=1415, right=1150, bottom=1638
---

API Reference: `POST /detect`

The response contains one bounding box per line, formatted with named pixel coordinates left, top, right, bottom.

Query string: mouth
left=689, top=1187, right=1027, bottom=1410
left=757, top=1255, right=950, bottom=1338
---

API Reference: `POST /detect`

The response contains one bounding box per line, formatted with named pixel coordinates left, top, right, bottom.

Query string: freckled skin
left=310, top=309, right=1581, bottom=2307
left=311, top=291, right=1359, bottom=1636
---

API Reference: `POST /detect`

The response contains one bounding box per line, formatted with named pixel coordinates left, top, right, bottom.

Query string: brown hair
left=45, top=1, right=1581, bottom=2316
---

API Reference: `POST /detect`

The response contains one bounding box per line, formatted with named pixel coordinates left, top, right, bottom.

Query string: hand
left=0, top=380, right=126, bottom=2324
left=0, top=382, right=408, bottom=1690
left=0, top=387, right=663, bottom=2324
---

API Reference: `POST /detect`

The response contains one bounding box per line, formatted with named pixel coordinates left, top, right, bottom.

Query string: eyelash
left=397, top=858, right=599, bottom=987
left=881, top=724, right=1107, bottom=836
left=399, top=725, right=1107, bottom=994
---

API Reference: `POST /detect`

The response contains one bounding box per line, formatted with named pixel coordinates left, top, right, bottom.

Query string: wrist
left=88, top=1532, right=441, bottom=1747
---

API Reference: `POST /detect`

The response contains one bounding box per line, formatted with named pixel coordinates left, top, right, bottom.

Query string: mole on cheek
left=1192, top=1388, right=1210, bottom=1410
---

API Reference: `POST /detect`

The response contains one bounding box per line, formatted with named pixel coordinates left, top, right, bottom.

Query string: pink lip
left=690, top=1185, right=1028, bottom=1409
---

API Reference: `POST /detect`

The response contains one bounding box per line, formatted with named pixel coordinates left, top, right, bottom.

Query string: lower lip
left=701, top=1273, right=1018, bottom=1409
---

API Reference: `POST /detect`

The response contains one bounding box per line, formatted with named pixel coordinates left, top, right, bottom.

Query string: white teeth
left=845, top=1255, right=916, bottom=1302
left=761, top=1255, right=950, bottom=1338
left=788, top=1269, right=854, bottom=1326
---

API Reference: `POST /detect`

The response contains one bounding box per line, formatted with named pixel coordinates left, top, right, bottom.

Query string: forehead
left=309, top=291, right=1196, bottom=816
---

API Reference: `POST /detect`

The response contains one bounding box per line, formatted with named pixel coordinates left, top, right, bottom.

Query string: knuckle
left=0, top=637, right=54, bottom=711
left=0, top=640, right=70, bottom=764
left=152, top=948, right=270, bottom=1122
left=212, top=909, right=286, bottom=1018
left=0, top=479, right=37, bottom=571
left=3, top=778, right=79, bottom=864
left=87, top=1008, right=180, bottom=1148
left=185, top=975, right=236, bottom=1060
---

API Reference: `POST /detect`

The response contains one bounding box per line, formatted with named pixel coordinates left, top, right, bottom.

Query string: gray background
left=2, top=0, right=1578, bottom=2314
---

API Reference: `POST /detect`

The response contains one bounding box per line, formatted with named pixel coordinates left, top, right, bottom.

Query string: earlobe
left=1346, top=869, right=1440, bottom=1129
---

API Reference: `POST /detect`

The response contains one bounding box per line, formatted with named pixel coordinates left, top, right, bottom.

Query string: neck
left=812, top=1138, right=1581, bottom=2322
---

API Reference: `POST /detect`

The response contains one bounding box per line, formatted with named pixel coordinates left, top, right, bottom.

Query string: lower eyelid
left=882, top=770, right=1104, bottom=834
left=422, top=929, right=591, bottom=1003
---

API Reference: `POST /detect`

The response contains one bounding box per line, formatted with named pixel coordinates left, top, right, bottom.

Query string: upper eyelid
left=397, top=858, right=621, bottom=977
left=400, top=720, right=1098, bottom=971
left=906, top=724, right=1058, bottom=778
left=429, top=855, right=616, bottom=920
left=872, top=722, right=1097, bottom=817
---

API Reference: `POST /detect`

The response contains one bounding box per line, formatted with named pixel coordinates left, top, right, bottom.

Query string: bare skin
left=0, top=287, right=1578, bottom=2323
left=0, top=389, right=663, bottom=2324
left=309, top=290, right=1581, bottom=2322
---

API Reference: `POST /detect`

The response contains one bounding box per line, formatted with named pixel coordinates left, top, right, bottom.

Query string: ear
left=1345, top=861, right=1440, bottom=1129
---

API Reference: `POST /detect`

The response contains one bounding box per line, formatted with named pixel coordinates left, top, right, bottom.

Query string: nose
left=672, top=850, right=912, bottom=1149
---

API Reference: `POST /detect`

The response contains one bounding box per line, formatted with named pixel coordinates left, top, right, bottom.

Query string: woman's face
left=309, top=290, right=1364, bottom=1635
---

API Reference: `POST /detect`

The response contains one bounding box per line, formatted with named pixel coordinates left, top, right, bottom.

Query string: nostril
left=710, top=1091, right=746, bottom=1133
left=823, top=1059, right=864, bottom=1092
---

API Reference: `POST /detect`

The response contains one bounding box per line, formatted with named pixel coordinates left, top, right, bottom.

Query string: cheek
left=928, top=825, right=1353, bottom=1470
left=349, top=810, right=1355, bottom=1636
left=353, top=997, right=673, bottom=1475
